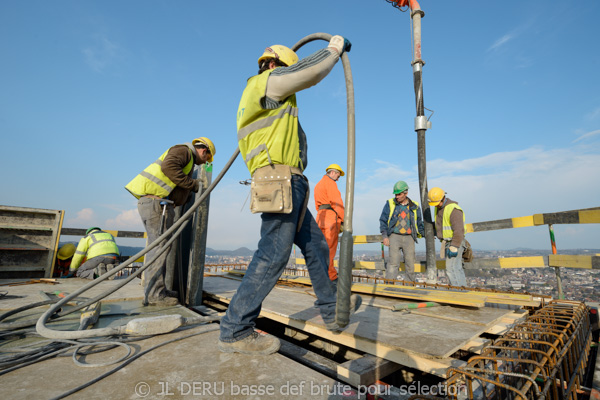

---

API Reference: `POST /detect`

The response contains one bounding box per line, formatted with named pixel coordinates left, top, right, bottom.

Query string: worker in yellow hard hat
left=125, top=137, right=215, bottom=307
left=427, top=187, right=468, bottom=287
left=314, top=163, right=345, bottom=282
left=220, top=35, right=361, bottom=356
left=54, top=243, right=76, bottom=277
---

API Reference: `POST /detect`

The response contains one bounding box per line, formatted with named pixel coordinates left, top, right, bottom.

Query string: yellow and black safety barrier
left=60, top=227, right=147, bottom=239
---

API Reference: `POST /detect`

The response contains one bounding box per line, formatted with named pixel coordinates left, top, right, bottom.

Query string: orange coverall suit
left=314, top=175, right=344, bottom=280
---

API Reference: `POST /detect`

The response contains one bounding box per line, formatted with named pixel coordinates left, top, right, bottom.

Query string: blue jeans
left=445, top=239, right=467, bottom=287
left=220, top=176, right=337, bottom=342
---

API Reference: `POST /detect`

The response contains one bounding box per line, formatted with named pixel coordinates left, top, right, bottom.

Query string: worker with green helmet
left=220, top=35, right=361, bottom=356
left=427, top=187, right=468, bottom=287
left=66, top=227, right=120, bottom=279
left=125, top=137, right=215, bottom=306
left=379, top=181, right=424, bottom=282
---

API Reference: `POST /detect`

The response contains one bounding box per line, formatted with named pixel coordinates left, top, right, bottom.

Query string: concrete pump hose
left=36, top=148, right=240, bottom=340
left=292, top=33, right=356, bottom=328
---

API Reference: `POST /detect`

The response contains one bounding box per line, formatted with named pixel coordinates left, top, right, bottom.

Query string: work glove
left=328, top=35, right=352, bottom=56
left=446, top=246, right=458, bottom=258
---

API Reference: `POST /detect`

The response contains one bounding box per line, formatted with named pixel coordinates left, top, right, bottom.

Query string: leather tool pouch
left=462, top=239, right=473, bottom=262
left=250, top=164, right=293, bottom=214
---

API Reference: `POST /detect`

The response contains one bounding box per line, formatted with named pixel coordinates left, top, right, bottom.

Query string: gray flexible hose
left=292, top=33, right=356, bottom=328
left=35, top=148, right=240, bottom=339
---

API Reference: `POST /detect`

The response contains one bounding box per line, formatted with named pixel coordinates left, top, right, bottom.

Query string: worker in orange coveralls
left=314, top=164, right=345, bottom=282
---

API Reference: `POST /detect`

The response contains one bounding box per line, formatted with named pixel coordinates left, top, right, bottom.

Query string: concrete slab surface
left=0, top=278, right=363, bottom=400
left=0, top=324, right=363, bottom=399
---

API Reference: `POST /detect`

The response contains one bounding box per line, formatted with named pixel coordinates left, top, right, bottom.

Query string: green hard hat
left=393, top=181, right=409, bottom=194
left=86, top=227, right=101, bottom=235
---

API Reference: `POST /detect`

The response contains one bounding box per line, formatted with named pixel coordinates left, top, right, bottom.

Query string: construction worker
left=125, top=137, right=215, bottom=307
left=219, top=37, right=361, bottom=355
left=427, top=187, right=467, bottom=287
left=54, top=243, right=76, bottom=277
left=379, top=181, right=424, bottom=281
left=66, top=227, right=120, bottom=279
left=314, top=163, right=345, bottom=282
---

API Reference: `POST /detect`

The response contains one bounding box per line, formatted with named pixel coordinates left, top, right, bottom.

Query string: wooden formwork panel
left=0, top=205, right=63, bottom=278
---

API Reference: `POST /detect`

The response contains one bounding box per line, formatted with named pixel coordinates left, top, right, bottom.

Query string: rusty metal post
left=548, top=224, right=564, bottom=299
left=409, top=6, right=437, bottom=283
left=186, top=164, right=212, bottom=306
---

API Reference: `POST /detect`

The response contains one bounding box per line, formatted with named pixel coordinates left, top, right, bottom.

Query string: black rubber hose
left=291, top=33, right=356, bottom=328
left=36, top=148, right=240, bottom=339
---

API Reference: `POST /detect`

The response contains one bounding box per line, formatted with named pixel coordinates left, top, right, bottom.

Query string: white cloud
left=105, top=209, right=143, bottom=231
left=573, top=129, right=600, bottom=143
left=586, top=106, right=600, bottom=120
left=488, top=34, right=514, bottom=51
left=350, top=146, right=600, bottom=251
left=82, top=34, right=120, bottom=73
left=67, top=208, right=96, bottom=226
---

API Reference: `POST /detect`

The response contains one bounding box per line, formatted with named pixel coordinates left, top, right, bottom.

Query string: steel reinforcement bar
left=444, top=300, right=592, bottom=400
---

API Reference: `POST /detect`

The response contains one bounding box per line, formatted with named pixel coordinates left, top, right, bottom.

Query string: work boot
left=325, top=294, right=363, bottom=332
left=95, top=263, right=107, bottom=278
left=106, top=264, right=116, bottom=280
left=165, top=289, right=179, bottom=298
left=218, top=331, right=280, bottom=355
left=145, top=296, right=179, bottom=307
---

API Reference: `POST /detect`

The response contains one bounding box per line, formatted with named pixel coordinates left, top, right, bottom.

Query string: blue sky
left=1, top=0, right=599, bottom=252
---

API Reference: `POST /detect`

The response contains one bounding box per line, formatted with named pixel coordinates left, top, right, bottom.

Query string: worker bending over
left=219, top=36, right=361, bottom=355
left=314, top=164, right=345, bottom=282
left=125, top=137, right=215, bottom=307
left=55, top=243, right=75, bottom=277
left=379, top=181, right=424, bottom=281
left=427, top=187, right=468, bottom=287
left=67, top=227, right=120, bottom=279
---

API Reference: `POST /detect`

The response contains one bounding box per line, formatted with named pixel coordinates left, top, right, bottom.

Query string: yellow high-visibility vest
left=437, top=203, right=466, bottom=240
left=237, top=70, right=301, bottom=176
left=70, top=231, right=120, bottom=271
left=125, top=144, right=195, bottom=199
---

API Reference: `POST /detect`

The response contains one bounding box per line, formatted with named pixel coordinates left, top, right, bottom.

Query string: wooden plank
left=337, top=355, right=401, bottom=387
left=549, top=254, right=600, bottom=269
left=534, top=207, right=600, bottom=225
left=486, top=322, right=512, bottom=335
left=460, top=337, right=491, bottom=354
left=203, top=276, right=486, bottom=375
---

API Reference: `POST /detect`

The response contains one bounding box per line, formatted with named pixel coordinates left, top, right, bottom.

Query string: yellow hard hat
left=57, top=243, right=76, bottom=260
left=192, top=137, right=216, bottom=163
left=428, top=187, right=446, bottom=206
left=258, top=45, right=299, bottom=67
left=325, top=163, right=345, bottom=176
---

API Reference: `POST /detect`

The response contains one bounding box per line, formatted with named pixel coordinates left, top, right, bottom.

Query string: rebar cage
left=444, top=300, right=593, bottom=400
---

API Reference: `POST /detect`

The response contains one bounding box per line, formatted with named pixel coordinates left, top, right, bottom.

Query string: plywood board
left=202, top=276, right=525, bottom=376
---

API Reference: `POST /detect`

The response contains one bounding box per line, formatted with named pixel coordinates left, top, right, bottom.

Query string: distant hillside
left=206, top=247, right=255, bottom=257
left=115, top=246, right=255, bottom=257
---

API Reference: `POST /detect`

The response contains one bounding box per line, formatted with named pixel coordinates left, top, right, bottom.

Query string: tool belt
left=462, top=239, right=473, bottom=262
left=250, top=164, right=301, bottom=214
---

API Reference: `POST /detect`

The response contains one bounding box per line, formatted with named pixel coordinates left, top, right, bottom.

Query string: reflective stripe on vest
left=439, top=203, right=466, bottom=240
left=86, top=231, right=120, bottom=258
left=387, top=198, right=419, bottom=228
left=125, top=144, right=195, bottom=199
left=237, top=70, right=301, bottom=176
